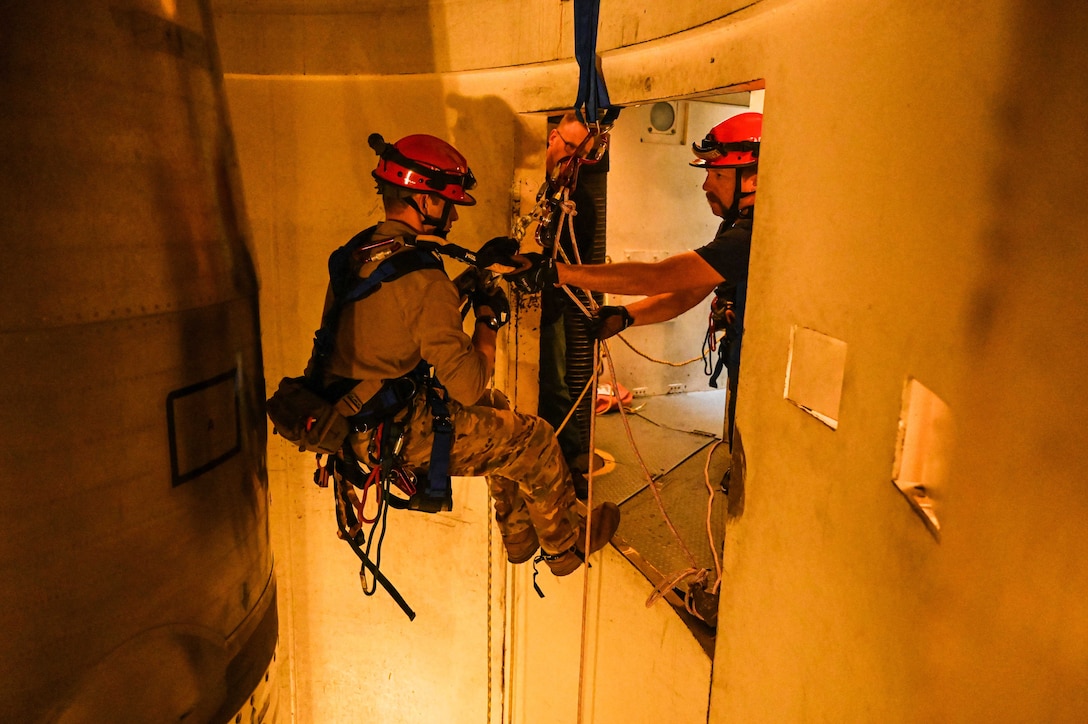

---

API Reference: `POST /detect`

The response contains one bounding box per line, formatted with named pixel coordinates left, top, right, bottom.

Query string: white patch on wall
left=621, top=249, right=670, bottom=263
left=892, top=378, right=951, bottom=540
left=783, top=326, right=847, bottom=429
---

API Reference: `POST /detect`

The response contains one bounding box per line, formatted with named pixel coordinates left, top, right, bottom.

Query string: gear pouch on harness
left=266, top=376, right=350, bottom=454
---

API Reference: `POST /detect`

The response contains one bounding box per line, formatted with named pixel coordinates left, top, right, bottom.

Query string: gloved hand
left=592, top=305, right=633, bottom=340
left=476, top=236, right=522, bottom=273
left=452, top=266, right=484, bottom=303
left=471, top=275, right=510, bottom=328
left=504, top=253, right=559, bottom=295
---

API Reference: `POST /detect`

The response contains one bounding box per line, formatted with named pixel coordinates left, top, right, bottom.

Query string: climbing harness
left=511, top=119, right=613, bottom=259
left=278, top=227, right=512, bottom=620
left=704, top=285, right=734, bottom=387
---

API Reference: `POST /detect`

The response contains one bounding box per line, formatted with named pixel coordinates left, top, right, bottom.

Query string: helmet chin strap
left=405, top=195, right=454, bottom=239
left=728, top=167, right=755, bottom=222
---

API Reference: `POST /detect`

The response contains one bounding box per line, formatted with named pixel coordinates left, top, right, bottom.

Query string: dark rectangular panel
left=167, top=369, right=240, bottom=486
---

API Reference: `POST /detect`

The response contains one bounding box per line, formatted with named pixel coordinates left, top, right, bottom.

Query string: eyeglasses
left=554, top=127, right=584, bottom=155
left=554, top=127, right=609, bottom=164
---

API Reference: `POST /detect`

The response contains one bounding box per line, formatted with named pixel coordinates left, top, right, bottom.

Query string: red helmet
left=690, top=112, right=762, bottom=168
left=370, top=133, right=477, bottom=205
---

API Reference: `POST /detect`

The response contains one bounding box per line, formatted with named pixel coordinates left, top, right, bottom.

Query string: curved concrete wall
left=214, top=0, right=753, bottom=75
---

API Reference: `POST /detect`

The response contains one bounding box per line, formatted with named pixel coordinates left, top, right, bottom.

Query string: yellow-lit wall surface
left=216, top=0, right=1088, bottom=722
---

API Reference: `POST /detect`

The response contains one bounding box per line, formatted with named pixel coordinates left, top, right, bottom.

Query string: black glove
left=504, top=253, right=559, bottom=295
left=592, top=305, right=633, bottom=340
left=476, top=236, right=522, bottom=273
left=452, top=266, right=484, bottom=302
left=471, top=275, right=510, bottom=328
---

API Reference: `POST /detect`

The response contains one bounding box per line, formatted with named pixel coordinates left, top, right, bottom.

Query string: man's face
left=546, top=122, right=592, bottom=176
left=702, top=169, right=737, bottom=218
left=702, top=166, right=757, bottom=218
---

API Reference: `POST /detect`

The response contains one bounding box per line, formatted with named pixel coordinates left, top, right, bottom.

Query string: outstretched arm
left=557, top=251, right=724, bottom=296
left=626, top=284, right=718, bottom=326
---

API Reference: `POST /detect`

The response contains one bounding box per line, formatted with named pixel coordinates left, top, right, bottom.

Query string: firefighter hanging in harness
left=285, top=133, right=620, bottom=611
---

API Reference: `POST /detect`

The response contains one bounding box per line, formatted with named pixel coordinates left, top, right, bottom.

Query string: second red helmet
left=690, top=112, right=762, bottom=168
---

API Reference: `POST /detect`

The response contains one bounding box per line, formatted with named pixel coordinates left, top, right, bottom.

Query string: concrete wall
left=214, top=0, right=753, bottom=75
left=216, top=0, right=1088, bottom=721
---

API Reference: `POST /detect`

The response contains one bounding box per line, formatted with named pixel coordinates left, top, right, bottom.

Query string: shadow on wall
left=929, top=2, right=1088, bottom=721
left=329, top=90, right=533, bottom=251
left=447, top=92, right=545, bottom=241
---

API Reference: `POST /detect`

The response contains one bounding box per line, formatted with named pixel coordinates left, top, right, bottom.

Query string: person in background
left=536, top=113, right=601, bottom=498
left=510, top=112, right=763, bottom=460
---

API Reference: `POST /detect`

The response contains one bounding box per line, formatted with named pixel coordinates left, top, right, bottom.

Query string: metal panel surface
left=0, top=2, right=276, bottom=721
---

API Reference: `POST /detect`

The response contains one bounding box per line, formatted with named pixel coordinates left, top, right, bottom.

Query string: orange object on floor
left=595, top=382, right=633, bottom=414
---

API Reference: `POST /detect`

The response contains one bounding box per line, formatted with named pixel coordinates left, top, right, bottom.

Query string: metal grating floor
left=585, top=390, right=731, bottom=653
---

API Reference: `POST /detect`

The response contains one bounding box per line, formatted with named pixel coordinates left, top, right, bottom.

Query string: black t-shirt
left=695, top=217, right=752, bottom=372
left=693, top=217, right=752, bottom=283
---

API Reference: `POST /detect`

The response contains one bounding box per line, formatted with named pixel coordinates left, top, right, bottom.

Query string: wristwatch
left=475, top=315, right=501, bottom=331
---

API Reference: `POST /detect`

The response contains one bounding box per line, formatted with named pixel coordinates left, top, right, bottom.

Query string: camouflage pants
left=348, top=389, right=580, bottom=554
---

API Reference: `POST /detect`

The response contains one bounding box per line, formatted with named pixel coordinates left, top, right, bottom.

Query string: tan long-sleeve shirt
left=321, top=221, right=490, bottom=407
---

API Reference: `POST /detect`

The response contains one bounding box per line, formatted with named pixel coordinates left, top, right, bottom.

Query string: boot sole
left=545, top=550, right=583, bottom=576
left=507, top=546, right=540, bottom=564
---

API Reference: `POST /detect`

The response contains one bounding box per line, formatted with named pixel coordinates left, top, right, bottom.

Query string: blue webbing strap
left=573, top=0, right=621, bottom=125
left=343, top=248, right=443, bottom=304
left=313, top=244, right=444, bottom=368
left=422, top=369, right=453, bottom=499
